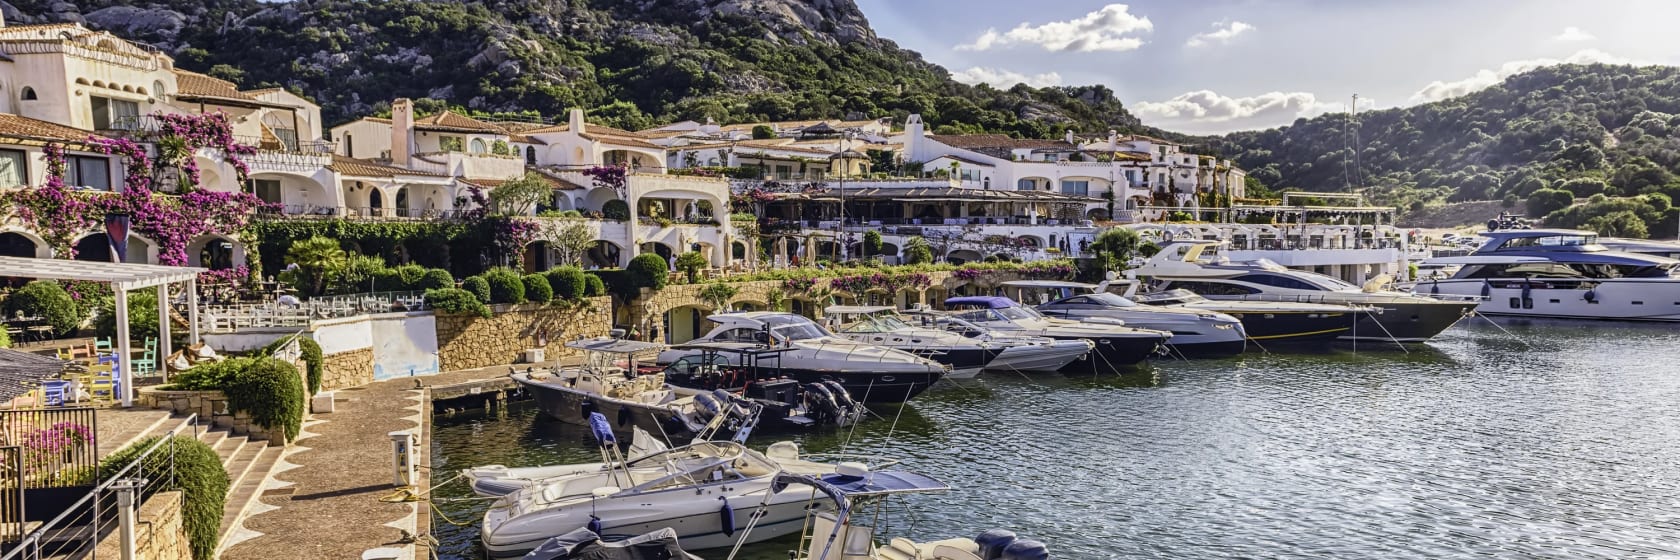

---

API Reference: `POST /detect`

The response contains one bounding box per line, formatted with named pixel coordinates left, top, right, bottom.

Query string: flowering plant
left=21, top=422, right=93, bottom=476
left=953, top=267, right=984, bottom=281
left=581, top=164, right=628, bottom=194
left=782, top=277, right=816, bottom=293
left=829, top=274, right=872, bottom=294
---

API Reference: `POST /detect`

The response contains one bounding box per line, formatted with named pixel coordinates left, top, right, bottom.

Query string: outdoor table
left=41, top=380, right=70, bottom=406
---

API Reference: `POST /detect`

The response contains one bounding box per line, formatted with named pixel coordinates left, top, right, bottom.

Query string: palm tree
left=285, top=236, right=347, bottom=296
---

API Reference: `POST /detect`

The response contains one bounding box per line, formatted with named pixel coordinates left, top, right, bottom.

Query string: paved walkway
left=94, top=407, right=176, bottom=456
left=220, top=366, right=520, bottom=560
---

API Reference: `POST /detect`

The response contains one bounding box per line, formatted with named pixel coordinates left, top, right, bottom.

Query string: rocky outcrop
left=84, top=6, right=186, bottom=44
left=681, top=0, right=876, bottom=46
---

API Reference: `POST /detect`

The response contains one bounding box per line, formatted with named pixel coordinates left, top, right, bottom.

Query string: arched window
left=153, top=80, right=166, bottom=97
left=469, top=139, right=486, bottom=154
left=525, top=146, right=536, bottom=165
left=20, top=87, right=36, bottom=101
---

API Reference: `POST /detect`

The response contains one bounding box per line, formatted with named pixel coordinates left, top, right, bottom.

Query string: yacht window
left=993, top=306, right=1041, bottom=321
left=1057, top=296, right=1092, bottom=305
left=1081, top=293, right=1137, bottom=307
left=760, top=315, right=829, bottom=341
left=1233, top=274, right=1321, bottom=291
left=1165, top=281, right=1260, bottom=296
left=1134, top=289, right=1206, bottom=304
left=1497, top=234, right=1601, bottom=250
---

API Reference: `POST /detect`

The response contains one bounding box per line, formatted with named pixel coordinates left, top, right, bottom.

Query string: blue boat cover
left=771, top=471, right=949, bottom=503
left=588, top=413, right=616, bottom=446
left=944, top=296, right=1018, bottom=309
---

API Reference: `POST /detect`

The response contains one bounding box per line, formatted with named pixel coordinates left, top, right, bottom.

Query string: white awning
left=0, top=256, right=204, bottom=291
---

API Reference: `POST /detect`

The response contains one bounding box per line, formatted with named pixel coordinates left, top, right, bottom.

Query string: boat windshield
left=763, top=315, right=830, bottom=341
left=994, top=305, right=1042, bottom=321
left=842, top=313, right=911, bottom=334
left=1082, top=292, right=1138, bottom=307
left=1495, top=234, right=1602, bottom=251
left=1134, top=289, right=1206, bottom=304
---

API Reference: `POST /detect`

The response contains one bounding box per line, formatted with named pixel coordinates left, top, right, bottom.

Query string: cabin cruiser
left=481, top=421, right=859, bottom=556
left=733, top=468, right=1054, bottom=560
left=1129, top=242, right=1478, bottom=342
left=658, top=312, right=948, bottom=403
left=662, top=343, right=867, bottom=429
left=1128, top=289, right=1360, bottom=343
left=824, top=305, right=1000, bottom=378
left=1003, top=280, right=1247, bottom=356
left=907, top=314, right=1096, bottom=373
left=511, top=338, right=757, bottom=444
left=934, top=296, right=1170, bottom=370
left=1419, top=229, right=1680, bottom=321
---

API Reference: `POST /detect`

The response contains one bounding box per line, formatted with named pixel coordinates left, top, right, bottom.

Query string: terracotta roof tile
left=413, top=111, right=502, bottom=134
left=328, top=155, right=446, bottom=178
left=521, top=123, right=647, bottom=137
left=172, top=70, right=256, bottom=102
left=0, top=113, right=97, bottom=143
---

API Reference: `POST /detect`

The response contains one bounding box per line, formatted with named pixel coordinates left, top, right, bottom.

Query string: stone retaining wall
left=434, top=297, right=613, bottom=372
left=137, top=388, right=287, bottom=445
left=93, top=491, right=190, bottom=560
left=320, top=347, right=375, bottom=391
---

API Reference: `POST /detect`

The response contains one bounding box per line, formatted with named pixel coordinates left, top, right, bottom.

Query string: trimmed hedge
left=483, top=267, right=526, bottom=304
left=168, top=357, right=253, bottom=391
left=602, top=199, right=629, bottom=220
left=461, top=275, right=491, bottom=304
left=99, top=435, right=228, bottom=560
left=263, top=334, right=324, bottom=394
left=418, top=268, right=455, bottom=291
left=426, top=288, right=491, bottom=318
left=224, top=358, right=305, bottom=441
left=522, top=273, right=553, bottom=303
left=627, top=253, right=669, bottom=292
left=584, top=274, right=606, bottom=297
left=5, top=281, right=82, bottom=336
left=546, top=266, right=587, bottom=301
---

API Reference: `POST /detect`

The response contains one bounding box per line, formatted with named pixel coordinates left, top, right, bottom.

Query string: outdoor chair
left=88, top=372, right=115, bottom=401
left=94, top=337, right=113, bottom=356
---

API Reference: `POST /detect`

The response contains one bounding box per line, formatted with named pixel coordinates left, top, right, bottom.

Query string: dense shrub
left=417, top=268, right=455, bottom=291
left=522, top=273, right=553, bottom=303
left=1526, top=188, right=1575, bottom=218
left=0, top=327, right=9, bottom=348
left=168, top=357, right=254, bottom=391
left=546, top=266, right=587, bottom=300
left=675, top=251, right=708, bottom=283
left=5, top=281, right=82, bottom=336
left=584, top=274, right=606, bottom=297
left=99, top=435, right=228, bottom=560
left=626, top=253, right=670, bottom=293
left=601, top=199, right=630, bottom=221
left=263, top=334, right=324, bottom=394
left=425, top=288, right=491, bottom=318
left=461, top=275, right=491, bottom=303
left=483, top=267, right=526, bottom=304
left=224, top=358, right=305, bottom=441
left=93, top=290, right=162, bottom=345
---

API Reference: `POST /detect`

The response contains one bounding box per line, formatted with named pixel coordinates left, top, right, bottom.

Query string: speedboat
left=1129, top=241, right=1478, bottom=342
left=824, top=305, right=1000, bottom=378
left=466, top=427, right=670, bottom=497
left=1128, top=288, right=1361, bottom=343
left=732, top=468, right=1054, bottom=560
left=936, top=296, right=1170, bottom=370
left=518, top=527, right=699, bottom=560
left=907, top=313, right=1095, bottom=373
left=480, top=436, right=854, bottom=556
left=511, top=338, right=757, bottom=444
left=658, top=312, right=949, bottom=403
left=1419, top=229, right=1680, bottom=321
left=661, top=343, right=867, bottom=429
left=1005, top=280, right=1247, bottom=357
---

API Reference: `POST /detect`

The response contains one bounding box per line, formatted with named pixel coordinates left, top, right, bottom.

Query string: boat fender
left=587, top=515, right=602, bottom=535
left=580, top=399, right=597, bottom=420
left=975, top=529, right=1017, bottom=560
left=719, top=498, right=736, bottom=537
left=1584, top=289, right=1597, bottom=303
left=1480, top=280, right=1491, bottom=298
left=1429, top=281, right=1439, bottom=295
left=616, top=405, right=632, bottom=427
left=1000, top=539, right=1049, bottom=560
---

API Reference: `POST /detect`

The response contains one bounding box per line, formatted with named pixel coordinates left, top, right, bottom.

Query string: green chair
left=131, top=338, right=158, bottom=375
left=93, top=337, right=114, bottom=356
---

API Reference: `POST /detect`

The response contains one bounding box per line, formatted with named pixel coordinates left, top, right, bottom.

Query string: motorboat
left=466, top=427, right=670, bottom=497
left=934, top=296, right=1170, bottom=370
left=1128, top=288, right=1360, bottom=343
left=1418, top=229, right=1680, bottom=321
left=824, top=305, right=1000, bottom=378
left=658, top=312, right=949, bottom=403
left=730, top=468, right=1053, bottom=560
left=1128, top=241, right=1479, bottom=342
left=518, top=527, right=699, bottom=560
left=661, top=343, right=867, bottom=429
left=511, top=338, right=757, bottom=444
left=480, top=425, right=864, bottom=556
left=905, top=313, right=1095, bottom=373
left=1003, top=280, right=1247, bottom=357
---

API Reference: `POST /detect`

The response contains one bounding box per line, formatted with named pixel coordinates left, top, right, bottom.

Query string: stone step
left=217, top=445, right=285, bottom=539
left=213, top=434, right=249, bottom=465
left=198, top=426, right=229, bottom=451
left=222, top=440, right=265, bottom=492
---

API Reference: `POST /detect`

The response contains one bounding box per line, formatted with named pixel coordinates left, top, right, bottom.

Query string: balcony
left=255, top=205, right=465, bottom=221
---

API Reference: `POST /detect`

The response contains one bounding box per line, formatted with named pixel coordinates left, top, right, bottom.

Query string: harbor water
left=429, top=320, right=1680, bottom=559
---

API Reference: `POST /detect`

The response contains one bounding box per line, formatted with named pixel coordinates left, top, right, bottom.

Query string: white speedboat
left=1420, top=229, right=1680, bottom=321
left=510, top=338, right=755, bottom=444
left=466, top=427, right=670, bottom=497
left=480, top=439, right=851, bottom=557
left=1005, top=280, right=1247, bottom=357
left=658, top=312, right=948, bottom=403
left=908, top=313, right=1094, bottom=373
left=935, top=296, right=1170, bottom=371
left=824, top=305, right=999, bottom=378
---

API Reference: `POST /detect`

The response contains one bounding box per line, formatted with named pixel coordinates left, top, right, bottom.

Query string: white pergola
left=0, top=256, right=203, bottom=407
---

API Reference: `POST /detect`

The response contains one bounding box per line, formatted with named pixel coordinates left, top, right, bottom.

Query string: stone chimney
left=1064, top=130, right=1075, bottom=144
left=903, top=114, right=925, bottom=161
left=391, top=98, right=413, bottom=167
left=568, top=108, right=586, bottom=134
left=1108, top=129, right=1119, bottom=150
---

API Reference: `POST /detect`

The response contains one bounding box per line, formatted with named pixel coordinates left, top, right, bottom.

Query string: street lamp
left=829, top=131, right=861, bottom=262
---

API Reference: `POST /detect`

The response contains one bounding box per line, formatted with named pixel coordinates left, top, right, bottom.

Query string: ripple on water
left=430, top=321, right=1680, bottom=559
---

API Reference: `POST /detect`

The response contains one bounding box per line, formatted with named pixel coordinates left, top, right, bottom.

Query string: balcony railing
left=232, top=134, right=337, bottom=154
left=256, top=205, right=464, bottom=221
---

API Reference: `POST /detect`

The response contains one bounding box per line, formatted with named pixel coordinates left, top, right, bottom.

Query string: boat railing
left=795, top=453, right=902, bottom=470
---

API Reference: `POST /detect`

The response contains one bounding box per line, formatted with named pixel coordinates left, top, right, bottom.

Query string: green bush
left=522, top=273, right=553, bottom=303
left=546, top=266, right=587, bottom=300
left=93, top=290, right=161, bottom=344
left=0, top=327, right=9, bottom=348
left=168, top=357, right=254, bottom=391
left=263, top=334, right=324, bottom=394
left=417, top=268, right=455, bottom=291
left=1527, top=188, right=1575, bottom=218
left=625, top=254, right=670, bottom=297
left=99, top=435, right=228, bottom=560
left=602, top=199, right=630, bottom=221
left=584, top=274, right=606, bottom=297
left=5, top=281, right=82, bottom=336
left=483, top=267, right=526, bottom=304
left=224, top=358, right=305, bottom=441
left=391, top=264, right=428, bottom=290
left=425, top=288, right=491, bottom=318
left=461, top=275, right=491, bottom=303
left=675, top=251, right=708, bottom=283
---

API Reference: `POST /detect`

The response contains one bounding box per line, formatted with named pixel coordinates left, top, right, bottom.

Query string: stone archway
left=663, top=304, right=710, bottom=344
left=946, top=249, right=983, bottom=265
left=0, top=231, right=46, bottom=258
left=187, top=234, right=244, bottom=270
left=586, top=240, right=622, bottom=268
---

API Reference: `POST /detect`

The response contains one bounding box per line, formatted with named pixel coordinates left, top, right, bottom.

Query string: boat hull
left=483, top=492, right=817, bottom=557
left=1220, top=310, right=1353, bottom=342
left=1053, top=335, right=1165, bottom=372
left=1165, top=338, right=1247, bottom=357
left=514, top=376, right=700, bottom=443
left=1424, top=279, right=1680, bottom=322
left=985, top=341, right=1092, bottom=373
left=1344, top=300, right=1478, bottom=341
left=903, top=346, right=996, bottom=379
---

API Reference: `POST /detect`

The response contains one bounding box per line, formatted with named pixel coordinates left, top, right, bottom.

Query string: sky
left=851, top=0, right=1680, bottom=134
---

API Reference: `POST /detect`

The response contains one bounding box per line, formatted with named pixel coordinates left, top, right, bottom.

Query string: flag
left=104, top=213, right=130, bottom=264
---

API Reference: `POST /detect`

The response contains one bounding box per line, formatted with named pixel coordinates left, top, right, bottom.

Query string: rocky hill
left=1, top=0, right=1153, bottom=137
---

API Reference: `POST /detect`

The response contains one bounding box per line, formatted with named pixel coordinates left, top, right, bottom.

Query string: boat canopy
left=823, top=305, right=897, bottom=315
left=944, top=296, right=1019, bottom=309
left=564, top=337, right=666, bottom=354
left=770, top=471, right=948, bottom=502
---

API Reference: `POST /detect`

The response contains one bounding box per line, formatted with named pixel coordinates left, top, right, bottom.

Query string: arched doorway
left=395, top=187, right=410, bottom=217
left=664, top=304, right=709, bottom=344
left=640, top=242, right=675, bottom=265
left=72, top=234, right=114, bottom=262
left=525, top=146, right=537, bottom=165
left=188, top=235, right=241, bottom=270
left=585, top=240, right=621, bottom=268
left=369, top=189, right=384, bottom=214
left=0, top=232, right=40, bottom=258
left=524, top=241, right=553, bottom=273
left=946, top=249, right=983, bottom=264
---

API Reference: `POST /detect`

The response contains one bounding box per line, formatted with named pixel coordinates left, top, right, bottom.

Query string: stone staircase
left=127, top=415, right=286, bottom=547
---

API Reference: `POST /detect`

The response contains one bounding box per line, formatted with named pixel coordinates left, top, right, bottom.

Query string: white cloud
left=1135, top=90, right=1339, bottom=123
left=1552, top=26, right=1595, bottom=42
left=949, top=66, right=1064, bottom=88
left=1409, top=49, right=1636, bottom=103
left=956, top=4, right=1153, bottom=53
left=1186, top=21, right=1254, bottom=48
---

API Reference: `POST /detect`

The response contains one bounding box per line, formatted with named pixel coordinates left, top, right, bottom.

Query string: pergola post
left=114, top=287, right=134, bottom=407
left=156, top=284, right=171, bottom=382
left=187, top=278, right=199, bottom=345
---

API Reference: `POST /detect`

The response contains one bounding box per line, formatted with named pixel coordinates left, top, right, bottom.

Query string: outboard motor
left=975, top=529, right=1017, bottom=560
left=1000, top=539, right=1049, bottom=560
left=821, top=380, right=857, bottom=412
left=803, top=382, right=841, bottom=424
left=693, top=392, right=720, bottom=422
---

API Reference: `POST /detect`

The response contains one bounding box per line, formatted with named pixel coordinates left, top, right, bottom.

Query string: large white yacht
left=823, top=305, right=1000, bottom=378
left=934, top=296, right=1171, bottom=370
left=1002, top=280, right=1248, bottom=356
left=1129, top=242, right=1478, bottom=342
left=1420, top=229, right=1680, bottom=321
